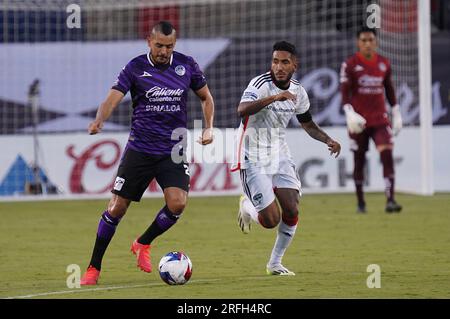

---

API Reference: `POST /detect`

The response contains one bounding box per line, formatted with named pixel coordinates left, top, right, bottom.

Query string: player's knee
left=282, top=207, right=299, bottom=227
left=166, top=197, right=186, bottom=215
left=377, top=144, right=393, bottom=153
left=259, top=208, right=281, bottom=229
left=107, top=197, right=130, bottom=218
left=282, top=206, right=298, bottom=220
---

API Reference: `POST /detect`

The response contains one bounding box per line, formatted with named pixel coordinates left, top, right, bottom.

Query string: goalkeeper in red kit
left=340, top=27, right=403, bottom=213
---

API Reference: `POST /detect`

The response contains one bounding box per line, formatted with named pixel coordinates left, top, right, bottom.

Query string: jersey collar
left=147, top=52, right=174, bottom=67
left=357, top=51, right=378, bottom=66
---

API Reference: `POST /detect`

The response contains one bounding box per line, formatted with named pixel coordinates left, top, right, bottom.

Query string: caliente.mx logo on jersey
left=144, top=86, right=185, bottom=112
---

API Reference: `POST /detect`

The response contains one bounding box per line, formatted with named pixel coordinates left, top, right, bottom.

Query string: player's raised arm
left=88, top=89, right=124, bottom=135
left=297, top=113, right=341, bottom=158
left=195, top=84, right=215, bottom=145
left=237, top=91, right=296, bottom=117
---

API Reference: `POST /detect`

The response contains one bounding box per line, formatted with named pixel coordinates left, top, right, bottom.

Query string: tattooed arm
left=297, top=115, right=341, bottom=158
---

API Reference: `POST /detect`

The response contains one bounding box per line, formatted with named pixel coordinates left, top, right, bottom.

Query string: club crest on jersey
left=378, top=62, right=387, bottom=72
left=252, top=193, right=263, bottom=205
left=175, top=65, right=186, bottom=76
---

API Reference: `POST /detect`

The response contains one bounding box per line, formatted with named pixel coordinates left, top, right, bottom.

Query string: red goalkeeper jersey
left=340, top=52, right=397, bottom=127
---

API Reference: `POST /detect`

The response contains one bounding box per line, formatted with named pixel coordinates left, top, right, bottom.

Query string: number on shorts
left=183, top=164, right=190, bottom=176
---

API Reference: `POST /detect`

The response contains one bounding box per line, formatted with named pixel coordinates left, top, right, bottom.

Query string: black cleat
left=385, top=200, right=402, bottom=213
left=357, top=202, right=367, bottom=214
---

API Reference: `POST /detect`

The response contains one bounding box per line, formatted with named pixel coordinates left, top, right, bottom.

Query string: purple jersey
left=112, top=51, right=207, bottom=155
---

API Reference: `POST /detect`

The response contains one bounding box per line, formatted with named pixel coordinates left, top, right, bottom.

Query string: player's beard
left=153, top=54, right=171, bottom=70
left=156, top=55, right=169, bottom=64
left=270, top=70, right=293, bottom=89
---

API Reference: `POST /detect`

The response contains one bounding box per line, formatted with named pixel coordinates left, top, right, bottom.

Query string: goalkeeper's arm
left=340, top=65, right=366, bottom=134
left=384, top=68, right=402, bottom=136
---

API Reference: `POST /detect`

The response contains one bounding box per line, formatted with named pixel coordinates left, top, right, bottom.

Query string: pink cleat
left=130, top=239, right=152, bottom=273
left=80, top=265, right=100, bottom=285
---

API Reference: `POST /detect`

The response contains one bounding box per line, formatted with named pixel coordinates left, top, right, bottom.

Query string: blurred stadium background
left=0, top=0, right=449, bottom=198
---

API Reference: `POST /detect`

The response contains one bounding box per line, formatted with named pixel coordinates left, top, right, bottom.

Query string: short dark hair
left=273, top=41, right=297, bottom=57
left=152, top=21, right=175, bottom=36
left=357, top=26, right=377, bottom=38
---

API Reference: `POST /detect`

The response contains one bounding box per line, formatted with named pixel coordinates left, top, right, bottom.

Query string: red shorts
left=349, top=125, right=393, bottom=152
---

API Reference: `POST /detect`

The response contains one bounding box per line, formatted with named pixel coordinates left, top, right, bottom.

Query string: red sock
left=282, top=214, right=299, bottom=227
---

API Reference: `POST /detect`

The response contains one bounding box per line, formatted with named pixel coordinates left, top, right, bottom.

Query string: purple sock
left=97, top=210, right=121, bottom=240
left=155, top=206, right=179, bottom=231
left=88, top=210, right=122, bottom=270
left=138, top=206, right=180, bottom=245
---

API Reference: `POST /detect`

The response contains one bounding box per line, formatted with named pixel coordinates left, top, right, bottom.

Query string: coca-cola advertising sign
left=65, top=138, right=239, bottom=195
left=0, top=128, right=450, bottom=199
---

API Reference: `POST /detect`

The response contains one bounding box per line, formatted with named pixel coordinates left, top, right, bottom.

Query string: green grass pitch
left=1, top=193, right=449, bottom=299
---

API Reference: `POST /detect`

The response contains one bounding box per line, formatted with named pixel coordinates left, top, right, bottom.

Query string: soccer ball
left=158, top=251, right=193, bottom=285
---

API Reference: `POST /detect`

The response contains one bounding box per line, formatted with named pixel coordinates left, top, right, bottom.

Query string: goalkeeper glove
left=391, top=104, right=402, bottom=136
left=343, top=104, right=366, bottom=134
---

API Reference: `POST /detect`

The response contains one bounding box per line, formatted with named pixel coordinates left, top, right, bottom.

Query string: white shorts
left=239, top=158, right=302, bottom=212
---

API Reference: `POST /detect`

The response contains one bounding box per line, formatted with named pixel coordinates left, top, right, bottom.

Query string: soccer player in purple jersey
left=80, top=21, right=214, bottom=285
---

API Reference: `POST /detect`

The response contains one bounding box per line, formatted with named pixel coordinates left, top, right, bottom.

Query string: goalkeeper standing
left=340, top=27, right=403, bottom=214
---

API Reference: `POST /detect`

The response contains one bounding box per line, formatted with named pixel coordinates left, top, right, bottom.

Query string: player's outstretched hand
left=275, top=91, right=297, bottom=103
left=88, top=119, right=103, bottom=135
left=327, top=139, right=341, bottom=158
left=197, top=127, right=214, bottom=145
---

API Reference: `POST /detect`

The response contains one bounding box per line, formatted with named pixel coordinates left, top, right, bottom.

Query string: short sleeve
left=112, top=62, right=134, bottom=94
left=240, top=75, right=271, bottom=103
left=189, top=58, right=207, bottom=91
left=295, top=86, right=310, bottom=114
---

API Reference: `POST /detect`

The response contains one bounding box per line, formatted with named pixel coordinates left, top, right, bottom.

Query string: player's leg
left=80, top=194, right=131, bottom=285
left=265, top=159, right=301, bottom=276
left=81, top=148, right=154, bottom=284
left=139, top=158, right=189, bottom=244
left=137, top=187, right=187, bottom=245
left=237, top=194, right=255, bottom=234
left=350, top=130, right=370, bottom=213
left=238, top=169, right=262, bottom=233
left=374, top=126, right=402, bottom=212
left=132, top=187, right=187, bottom=272
left=265, top=188, right=299, bottom=276
left=81, top=148, right=151, bottom=284
left=132, top=157, right=190, bottom=272
left=238, top=167, right=280, bottom=233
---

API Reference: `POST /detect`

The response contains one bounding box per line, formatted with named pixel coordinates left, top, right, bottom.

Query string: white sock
left=268, top=221, right=298, bottom=267
left=242, top=196, right=260, bottom=224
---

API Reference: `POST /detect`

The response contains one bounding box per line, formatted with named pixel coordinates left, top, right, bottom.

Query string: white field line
left=4, top=279, right=221, bottom=299
left=4, top=276, right=275, bottom=299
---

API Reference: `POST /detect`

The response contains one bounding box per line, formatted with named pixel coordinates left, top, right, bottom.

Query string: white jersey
left=231, top=72, right=310, bottom=171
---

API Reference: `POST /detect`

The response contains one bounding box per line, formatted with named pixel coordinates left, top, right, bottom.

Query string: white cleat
left=237, top=195, right=251, bottom=234
left=266, top=264, right=296, bottom=276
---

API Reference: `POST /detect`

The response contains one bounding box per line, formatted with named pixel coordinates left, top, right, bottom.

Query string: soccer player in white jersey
left=231, top=41, right=341, bottom=275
